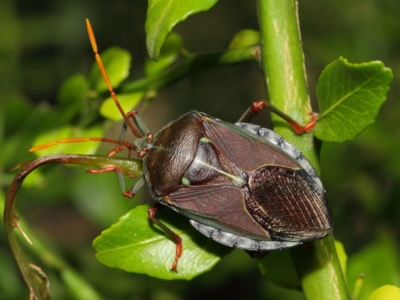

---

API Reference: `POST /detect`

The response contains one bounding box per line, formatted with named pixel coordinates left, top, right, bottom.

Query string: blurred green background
left=0, top=0, right=399, bottom=299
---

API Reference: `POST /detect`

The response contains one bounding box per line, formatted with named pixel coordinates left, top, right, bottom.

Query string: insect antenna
left=29, top=137, right=137, bottom=156
left=86, top=19, right=143, bottom=139
left=30, top=19, right=146, bottom=157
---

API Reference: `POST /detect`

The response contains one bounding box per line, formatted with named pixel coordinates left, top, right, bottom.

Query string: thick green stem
left=257, top=1, right=349, bottom=299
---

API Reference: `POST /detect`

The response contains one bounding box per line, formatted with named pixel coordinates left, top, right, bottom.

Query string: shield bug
left=7, top=19, right=333, bottom=288
left=143, top=110, right=332, bottom=253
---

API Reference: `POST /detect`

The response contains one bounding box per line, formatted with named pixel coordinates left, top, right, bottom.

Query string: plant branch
left=122, top=45, right=260, bottom=95
left=257, top=0, right=350, bottom=299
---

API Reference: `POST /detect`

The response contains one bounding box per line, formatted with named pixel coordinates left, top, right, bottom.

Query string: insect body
left=142, top=111, right=332, bottom=253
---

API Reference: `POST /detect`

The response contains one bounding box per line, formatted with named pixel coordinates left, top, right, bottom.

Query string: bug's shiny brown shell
left=143, top=111, right=333, bottom=250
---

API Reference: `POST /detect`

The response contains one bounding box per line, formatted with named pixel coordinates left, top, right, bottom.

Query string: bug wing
left=248, top=167, right=333, bottom=241
left=201, top=116, right=332, bottom=241
left=202, top=117, right=300, bottom=172
left=167, top=185, right=272, bottom=241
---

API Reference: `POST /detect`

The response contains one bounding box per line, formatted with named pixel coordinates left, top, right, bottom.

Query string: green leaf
left=99, top=92, right=143, bottom=121
left=88, top=47, right=131, bottom=93
left=314, top=57, right=393, bottom=142
left=94, top=204, right=232, bottom=280
left=146, top=0, right=218, bottom=60
left=145, top=32, right=183, bottom=76
left=228, top=29, right=260, bottom=49
left=367, top=285, right=400, bottom=300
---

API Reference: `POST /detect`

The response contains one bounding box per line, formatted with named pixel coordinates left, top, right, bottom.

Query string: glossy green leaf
left=367, top=285, right=400, bottom=300
left=145, top=32, right=183, bottom=76
left=146, top=0, right=218, bottom=60
left=228, top=29, right=260, bottom=49
left=57, top=74, right=87, bottom=122
left=100, top=92, right=143, bottom=121
left=94, top=204, right=232, bottom=280
left=31, top=125, right=103, bottom=156
left=314, top=57, right=393, bottom=142
left=88, top=47, right=131, bottom=93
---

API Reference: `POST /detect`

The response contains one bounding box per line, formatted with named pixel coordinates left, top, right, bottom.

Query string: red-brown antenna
left=30, top=19, right=143, bottom=155
left=29, top=137, right=137, bottom=156
left=86, top=19, right=142, bottom=139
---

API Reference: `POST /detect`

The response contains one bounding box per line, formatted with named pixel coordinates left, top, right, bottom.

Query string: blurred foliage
left=1, top=0, right=399, bottom=299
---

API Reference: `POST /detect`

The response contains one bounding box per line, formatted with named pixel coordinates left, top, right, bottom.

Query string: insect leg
left=125, top=177, right=145, bottom=198
left=127, top=110, right=150, bottom=136
left=107, top=121, right=130, bottom=157
left=147, top=203, right=182, bottom=272
left=87, top=165, right=141, bottom=198
left=238, top=100, right=318, bottom=134
left=109, top=110, right=151, bottom=158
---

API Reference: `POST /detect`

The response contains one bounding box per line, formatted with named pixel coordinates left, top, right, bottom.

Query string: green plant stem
left=257, top=0, right=349, bottom=299
left=122, top=45, right=260, bottom=95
